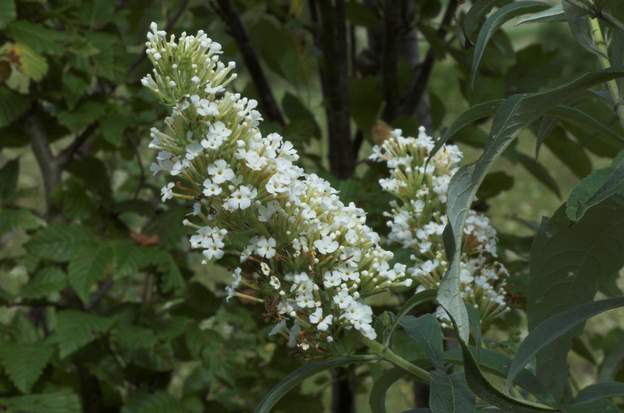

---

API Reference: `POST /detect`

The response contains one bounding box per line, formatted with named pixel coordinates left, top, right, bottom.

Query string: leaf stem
left=590, top=17, right=624, bottom=129
left=362, top=337, right=432, bottom=383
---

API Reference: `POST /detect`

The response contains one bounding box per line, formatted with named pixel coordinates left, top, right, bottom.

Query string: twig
left=381, top=0, right=401, bottom=121
left=316, top=0, right=354, bottom=179
left=400, top=0, right=458, bottom=117
left=57, top=122, right=98, bottom=166
left=213, top=0, right=286, bottom=125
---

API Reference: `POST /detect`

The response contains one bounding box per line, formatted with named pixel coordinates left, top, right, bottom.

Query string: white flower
left=224, top=185, right=257, bottom=210
left=309, top=308, right=323, bottom=324
left=161, top=182, right=175, bottom=202
left=314, top=236, right=339, bottom=255
left=269, top=276, right=281, bottom=290
left=191, top=95, right=219, bottom=116
left=207, top=159, right=235, bottom=184
left=202, top=179, right=222, bottom=196
left=317, top=315, right=333, bottom=331
left=255, top=237, right=276, bottom=259
left=201, top=121, right=231, bottom=150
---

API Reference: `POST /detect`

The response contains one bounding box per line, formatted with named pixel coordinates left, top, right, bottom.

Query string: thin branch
left=213, top=0, right=286, bottom=125
left=400, top=0, right=458, bottom=117
left=317, top=0, right=354, bottom=179
left=381, top=0, right=401, bottom=121
left=57, top=122, right=98, bottom=166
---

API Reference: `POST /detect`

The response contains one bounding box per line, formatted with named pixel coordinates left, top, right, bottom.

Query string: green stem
left=590, top=17, right=624, bottom=129
left=363, top=338, right=432, bottom=383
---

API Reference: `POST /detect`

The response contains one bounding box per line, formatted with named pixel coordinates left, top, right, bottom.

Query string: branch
left=381, top=0, right=401, bottom=121
left=400, top=0, right=458, bottom=117
left=57, top=122, right=98, bottom=166
left=26, top=110, right=62, bottom=213
left=213, top=0, right=285, bottom=125
left=317, top=0, right=354, bottom=179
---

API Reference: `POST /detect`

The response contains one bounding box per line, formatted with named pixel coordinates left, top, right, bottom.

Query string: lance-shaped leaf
left=255, top=356, right=370, bottom=413
left=437, top=69, right=624, bottom=342
left=517, top=4, right=565, bottom=25
left=370, top=368, right=404, bottom=413
left=508, top=297, right=624, bottom=389
left=471, top=1, right=550, bottom=86
left=574, top=382, right=624, bottom=405
left=430, top=371, right=476, bottom=413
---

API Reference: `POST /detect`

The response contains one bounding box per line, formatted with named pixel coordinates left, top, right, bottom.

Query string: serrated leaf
left=5, top=21, right=65, bottom=55
left=255, top=357, right=368, bottom=413
left=0, top=86, right=30, bottom=128
left=21, top=266, right=66, bottom=299
left=14, top=43, right=48, bottom=81
left=0, top=342, right=53, bottom=393
left=27, top=224, right=94, bottom=262
left=0, top=208, right=44, bottom=234
left=68, top=242, right=113, bottom=303
left=430, top=371, right=476, bottom=413
left=0, top=0, right=16, bottom=29
left=57, top=101, right=106, bottom=132
left=508, top=297, right=624, bottom=390
left=566, top=151, right=624, bottom=221
left=121, top=391, right=183, bottom=413
left=437, top=69, right=624, bottom=342
left=51, top=310, right=114, bottom=358
left=471, top=1, right=550, bottom=86
left=0, top=391, right=81, bottom=413
left=0, top=158, right=19, bottom=202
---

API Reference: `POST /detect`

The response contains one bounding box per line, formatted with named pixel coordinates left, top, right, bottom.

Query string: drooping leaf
left=0, top=342, right=54, bottom=393
left=539, top=127, right=592, bottom=179
left=459, top=339, right=558, bottom=412
left=437, top=70, right=624, bottom=342
left=369, top=368, right=404, bottom=413
left=477, top=171, right=514, bottom=200
left=471, top=1, right=550, bottom=86
left=526, top=200, right=624, bottom=399
left=255, top=357, right=369, bottom=413
left=430, top=371, right=476, bottom=413
left=509, top=297, right=624, bottom=390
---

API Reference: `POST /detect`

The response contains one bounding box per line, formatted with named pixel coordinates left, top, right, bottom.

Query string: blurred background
left=1, top=0, right=621, bottom=412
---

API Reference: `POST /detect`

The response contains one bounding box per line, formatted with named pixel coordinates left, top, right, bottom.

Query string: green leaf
left=255, top=357, right=369, bottom=413
left=51, top=310, right=114, bottom=358
left=400, top=315, right=444, bottom=369
left=122, top=391, right=183, bottom=413
left=0, top=158, right=19, bottom=202
left=348, top=76, right=383, bottom=133
left=21, top=266, right=67, bottom=299
left=57, top=101, right=106, bottom=132
left=0, top=86, right=30, bottom=128
left=369, top=368, right=404, bottom=413
left=14, top=43, right=48, bottom=81
left=437, top=69, right=624, bottom=342
left=459, top=339, right=558, bottom=412
left=566, top=152, right=624, bottom=221
left=432, top=99, right=503, bottom=160
left=68, top=242, right=113, bottom=303
left=0, top=342, right=54, bottom=393
left=540, top=127, right=592, bottom=179
left=5, top=21, right=65, bottom=55
left=508, top=297, right=624, bottom=390
left=0, top=0, right=15, bottom=29
left=0, top=391, right=81, bottom=413
left=516, top=4, right=565, bottom=24
left=573, top=382, right=624, bottom=405
left=547, top=105, right=624, bottom=149
left=386, top=289, right=437, bottom=345
left=507, top=150, right=561, bottom=197
left=471, top=1, right=550, bottom=86
left=477, top=171, right=514, bottom=200
left=562, top=0, right=600, bottom=57
left=526, top=200, right=624, bottom=398
left=464, top=0, right=499, bottom=41
left=0, top=208, right=44, bottom=234
left=430, top=371, right=476, bottom=413
left=28, top=224, right=94, bottom=262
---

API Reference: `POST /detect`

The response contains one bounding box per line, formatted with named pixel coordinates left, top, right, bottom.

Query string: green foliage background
left=2, top=0, right=624, bottom=412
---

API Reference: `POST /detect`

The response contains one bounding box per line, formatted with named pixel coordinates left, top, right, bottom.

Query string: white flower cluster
left=371, top=127, right=509, bottom=323
left=143, top=24, right=412, bottom=349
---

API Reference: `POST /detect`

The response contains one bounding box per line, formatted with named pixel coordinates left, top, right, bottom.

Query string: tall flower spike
left=370, top=127, right=509, bottom=324
left=143, top=23, right=412, bottom=350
